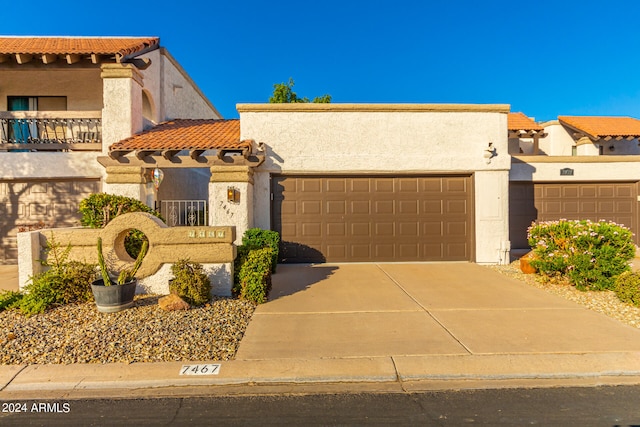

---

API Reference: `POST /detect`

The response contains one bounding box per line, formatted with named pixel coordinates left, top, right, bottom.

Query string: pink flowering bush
left=527, top=219, right=635, bottom=291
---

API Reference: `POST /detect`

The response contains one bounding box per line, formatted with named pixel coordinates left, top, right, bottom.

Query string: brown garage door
left=272, top=175, right=474, bottom=263
left=509, top=181, right=638, bottom=249
left=0, top=178, right=100, bottom=264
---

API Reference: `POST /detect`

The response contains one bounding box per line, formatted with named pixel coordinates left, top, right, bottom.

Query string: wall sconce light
left=483, top=142, right=497, bottom=164
left=227, top=186, right=240, bottom=204
left=609, top=145, right=615, bottom=151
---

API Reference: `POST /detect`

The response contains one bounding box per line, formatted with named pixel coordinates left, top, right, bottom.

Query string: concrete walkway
left=1, top=263, right=640, bottom=399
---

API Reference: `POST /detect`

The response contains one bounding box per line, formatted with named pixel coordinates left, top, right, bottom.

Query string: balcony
left=0, top=111, right=102, bottom=151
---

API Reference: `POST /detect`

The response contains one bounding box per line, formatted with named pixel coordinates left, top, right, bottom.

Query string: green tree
left=269, top=78, right=331, bottom=104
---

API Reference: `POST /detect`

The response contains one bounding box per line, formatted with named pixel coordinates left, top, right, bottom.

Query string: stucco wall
left=0, top=69, right=103, bottom=111
left=511, top=156, right=640, bottom=182
left=142, top=49, right=221, bottom=121
left=239, top=103, right=511, bottom=264
left=0, top=152, right=103, bottom=179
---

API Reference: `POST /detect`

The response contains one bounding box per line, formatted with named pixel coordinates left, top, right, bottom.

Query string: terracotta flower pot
left=91, top=278, right=137, bottom=313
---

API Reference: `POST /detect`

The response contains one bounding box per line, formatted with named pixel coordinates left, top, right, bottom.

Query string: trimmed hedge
left=614, top=271, right=640, bottom=307
left=233, top=247, right=273, bottom=304
left=528, top=219, right=635, bottom=291
left=241, top=228, right=280, bottom=273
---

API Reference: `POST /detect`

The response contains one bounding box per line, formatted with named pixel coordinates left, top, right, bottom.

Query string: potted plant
left=91, top=237, right=148, bottom=313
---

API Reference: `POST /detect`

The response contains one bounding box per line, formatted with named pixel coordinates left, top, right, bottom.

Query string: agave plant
left=97, top=237, right=148, bottom=286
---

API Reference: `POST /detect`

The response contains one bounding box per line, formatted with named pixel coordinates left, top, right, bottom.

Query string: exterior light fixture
left=484, top=142, right=497, bottom=164
left=227, top=186, right=240, bottom=204
left=152, top=167, right=164, bottom=192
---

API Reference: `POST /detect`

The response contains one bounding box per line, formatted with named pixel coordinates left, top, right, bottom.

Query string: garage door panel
left=29, top=203, right=48, bottom=218
left=375, top=200, right=394, bottom=214
left=509, top=181, right=638, bottom=249
left=274, top=175, right=473, bottom=262
left=351, top=245, right=371, bottom=258
left=301, top=200, right=321, bottom=215
left=326, top=179, right=346, bottom=192
left=446, top=178, right=467, bottom=192
left=301, top=179, right=321, bottom=193
left=376, top=223, right=394, bottom=236
left=351, top=200, right=370, bottom=214
left=0, top=178, right=100, bottom=264
left=447, top=243, right=469, bottom=259
left=399, top=179, right=418, bottom=192
left=616, top=201, right=633, bottom=213
left=375, top=179, right=394, bottom=192
left=326, top=201, right=346, bottom=214
left=398, top=200, right=418, bottom=214
left=351, top=179, right=370, bottom=192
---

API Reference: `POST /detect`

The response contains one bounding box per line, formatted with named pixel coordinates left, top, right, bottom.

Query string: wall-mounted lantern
left=483, top=142, right=497, bottom=164
left=227, top=186, right=240, bottom=204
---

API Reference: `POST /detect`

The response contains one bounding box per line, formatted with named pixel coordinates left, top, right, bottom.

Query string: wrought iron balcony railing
left=0, top=111, right=102, bottom=151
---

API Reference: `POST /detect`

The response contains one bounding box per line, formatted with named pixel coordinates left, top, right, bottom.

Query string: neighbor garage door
left=509, top=181, right=638, bottom=249
left=272, top=175, right=474, bottom=263
left=0, top=178, right=100, bottom=264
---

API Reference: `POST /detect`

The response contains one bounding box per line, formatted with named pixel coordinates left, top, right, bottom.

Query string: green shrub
left=79, top=193, right=164, bottom=258
left=241, top=228, right=280, bottom=273
left=233, top=247, right=273, bottom=304
left=528, top=219, right=635, bottom=291
left=79, top=193, right=163, bottom=228
left=614, top=271, right=640, bottom=307
left=0, top=290, right=23, bottom=311
left=16, top=235, right=96, bottom=317
left=169, top=259, right=211, bottom=306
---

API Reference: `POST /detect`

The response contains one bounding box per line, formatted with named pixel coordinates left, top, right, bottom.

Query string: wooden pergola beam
left=41, top=54, right=58, bottom=64
left=135, top=150, right=156, bottom=160
left=15, top=53, right=33, bottom=64
left=162, top=150, right=181, bottom=160
left=65, top=54, right=81, bottom=64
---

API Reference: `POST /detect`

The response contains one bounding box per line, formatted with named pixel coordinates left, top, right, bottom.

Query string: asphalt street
left=2, top=385, right=640, bottom=426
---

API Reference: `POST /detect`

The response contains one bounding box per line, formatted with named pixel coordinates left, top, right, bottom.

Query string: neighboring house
left=510, top=115, right=640, bottom=250
left=0, top=36, right=220, bottom=264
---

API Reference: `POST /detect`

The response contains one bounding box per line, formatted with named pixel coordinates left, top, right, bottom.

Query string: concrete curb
left=2, top=352, right=640, bottom=398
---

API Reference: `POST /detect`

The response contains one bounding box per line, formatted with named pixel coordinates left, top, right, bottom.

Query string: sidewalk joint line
left=375, top=264, right=473, bottom=355
left=0, top=365, right=28, bottom=392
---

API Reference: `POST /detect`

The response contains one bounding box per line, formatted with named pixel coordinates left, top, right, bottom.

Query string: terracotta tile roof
left=508, top=112, right=543, bottom=131
left=110, top=119, right=242, bottom=151
left=559, top=116, right=640, bottom=139
left=0, top=36, right=159, bottom=57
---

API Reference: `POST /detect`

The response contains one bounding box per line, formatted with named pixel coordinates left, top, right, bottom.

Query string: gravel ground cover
left=487, top=261, right=640, bottom=329
left=0, top=296, right=255, bottom=365
left=2, top=262, right=640, bottom=366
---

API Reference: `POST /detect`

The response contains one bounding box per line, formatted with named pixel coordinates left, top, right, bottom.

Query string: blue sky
left=3, top=0, right=640, bottom=121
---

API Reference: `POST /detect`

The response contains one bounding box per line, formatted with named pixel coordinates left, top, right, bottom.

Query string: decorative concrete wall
left=17, top=212, right=236, bottom=296
left=238, top=103, right=511, bottom=264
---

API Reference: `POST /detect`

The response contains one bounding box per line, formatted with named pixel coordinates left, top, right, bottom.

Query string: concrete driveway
left=236, top=263, right=640, bottom=360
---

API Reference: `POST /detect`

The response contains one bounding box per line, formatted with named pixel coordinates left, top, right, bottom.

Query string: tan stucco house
left=6, top=36, right=640, bottom=293
left=0, top=36, right=220, bottom=264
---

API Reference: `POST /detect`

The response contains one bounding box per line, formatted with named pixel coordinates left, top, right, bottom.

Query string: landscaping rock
left=159, top=294, right=190, bottom=311
left=519, top=252, right=537, bottom=274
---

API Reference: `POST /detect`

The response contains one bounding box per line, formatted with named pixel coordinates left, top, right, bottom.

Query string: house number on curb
left=179, top=364, right=221, bottom=375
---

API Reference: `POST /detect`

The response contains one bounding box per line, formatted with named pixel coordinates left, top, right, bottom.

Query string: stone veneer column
left=209, top=166, right=254, bottom=244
